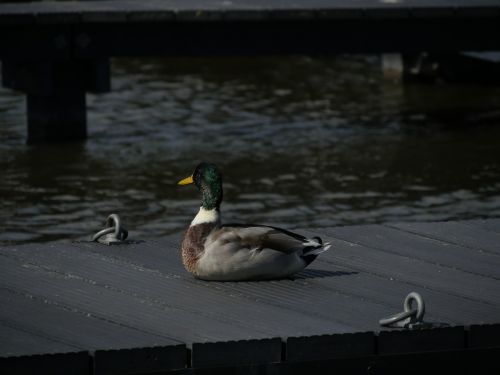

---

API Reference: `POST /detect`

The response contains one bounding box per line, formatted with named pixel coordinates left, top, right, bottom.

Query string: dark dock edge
left=2, top=325, right=500, bottom=374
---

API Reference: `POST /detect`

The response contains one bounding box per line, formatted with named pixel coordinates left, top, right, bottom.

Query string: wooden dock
left=1, top=219, right=499, bottom=374
left=1, top=0, right=500, bottom=143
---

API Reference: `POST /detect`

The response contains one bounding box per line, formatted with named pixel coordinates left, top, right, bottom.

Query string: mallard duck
left=178, top=162, right=331, bottom=281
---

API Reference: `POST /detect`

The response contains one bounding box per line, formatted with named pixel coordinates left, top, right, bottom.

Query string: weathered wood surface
left=0, top=219, right=499, bottom=373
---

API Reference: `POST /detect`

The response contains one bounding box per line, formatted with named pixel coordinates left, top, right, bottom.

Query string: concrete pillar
left=1, top=58, right=110, bottom=144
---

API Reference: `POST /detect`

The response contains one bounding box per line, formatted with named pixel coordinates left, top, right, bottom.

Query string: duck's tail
left=301, top=236, right=331, bottom=265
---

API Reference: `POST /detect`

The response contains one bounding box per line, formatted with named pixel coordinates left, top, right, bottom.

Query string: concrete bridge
left=1, top=0, right=499, bottom=143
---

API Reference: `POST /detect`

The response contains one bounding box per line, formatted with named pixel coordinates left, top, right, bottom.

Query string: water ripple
left=1, top=56, right=500, bottom=244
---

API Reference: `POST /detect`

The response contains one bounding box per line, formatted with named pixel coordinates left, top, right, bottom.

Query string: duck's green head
left=178, top=162, right=223, bottom=210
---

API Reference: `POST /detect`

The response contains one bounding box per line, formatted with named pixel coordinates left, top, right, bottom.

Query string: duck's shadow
left=192, top=268, right=358, bottom=284
left=293, top=268, right=358, bottom=280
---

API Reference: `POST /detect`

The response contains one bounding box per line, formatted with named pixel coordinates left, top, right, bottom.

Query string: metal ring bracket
left=92, top=214, right=128, bottom=245
left=379, top=292, right=426, bottom=328
left=404, top=291, right=425, bottom=322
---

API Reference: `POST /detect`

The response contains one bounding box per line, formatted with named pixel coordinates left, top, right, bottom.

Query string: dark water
left=1, top=55, right=500, bottom=245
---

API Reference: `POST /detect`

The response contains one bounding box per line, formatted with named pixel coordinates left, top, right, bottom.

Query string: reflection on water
left=1, top=55, right=500, bottom=244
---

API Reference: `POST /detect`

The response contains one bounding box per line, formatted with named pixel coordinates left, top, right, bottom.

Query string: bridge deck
left=1, top=219, right=499, bottom=374
left=1, top=1, right=500, bottom=144
left=0, top=0, right=499, bottom=25
left=1, top=0, right=500, bottom=58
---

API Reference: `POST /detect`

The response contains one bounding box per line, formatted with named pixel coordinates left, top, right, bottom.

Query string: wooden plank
left=77, top=236, right=500, bottom=326
left=29, top=241, right=391, bottom=332
left=1, top=219, right=499, bottom=370
left=308, top=232, right=500, bottom=306
left=324, top=224, right=500, bottom=279
left=0, top=323, right=78, bottom=357
left=0, top=289, right=178, bottom=352
left=70, top=240, right=425, bottom=332
left=166, top=232, right=500, bottom=325
left=309, top=259, right=500, bottom=325
left=91, top=236, right=500, bottom=333
left=0, top=255, right=253, bottom=344
left=388, top=221, right=500, bottom=255
left=292, top=248, right=500, bottom=327
left=70, top=240, right=390, bottom=333
left=0, top=244, right=363, bottom=340
left=19, top=235, right=492, bottom=342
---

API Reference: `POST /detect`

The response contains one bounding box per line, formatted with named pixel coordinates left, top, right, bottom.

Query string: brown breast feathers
left=181, top=222, right=216, bottom=275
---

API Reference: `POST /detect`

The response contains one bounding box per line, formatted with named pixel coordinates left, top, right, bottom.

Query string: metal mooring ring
left=379, top=309, right=416, bottom=327
left=379, top=292, right=425, bottom=328
left=92, top=214, right=128, bottom=244
left=404, top=291, right=425, bottom=322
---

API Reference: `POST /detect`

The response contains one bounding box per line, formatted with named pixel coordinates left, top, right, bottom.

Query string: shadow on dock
left=295, top=269, right=358, bottom=280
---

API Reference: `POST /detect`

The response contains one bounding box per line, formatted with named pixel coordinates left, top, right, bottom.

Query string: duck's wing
left=217, top=224, right=329, bottom=255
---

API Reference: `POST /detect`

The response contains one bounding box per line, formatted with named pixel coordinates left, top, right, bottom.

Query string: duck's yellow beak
left=178, top=175, right=194, bottom=186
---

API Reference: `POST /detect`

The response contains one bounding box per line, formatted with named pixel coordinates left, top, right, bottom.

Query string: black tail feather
left=301, top=237, right=324, bottom=266
left=301, top=254, right=319, bottom=265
